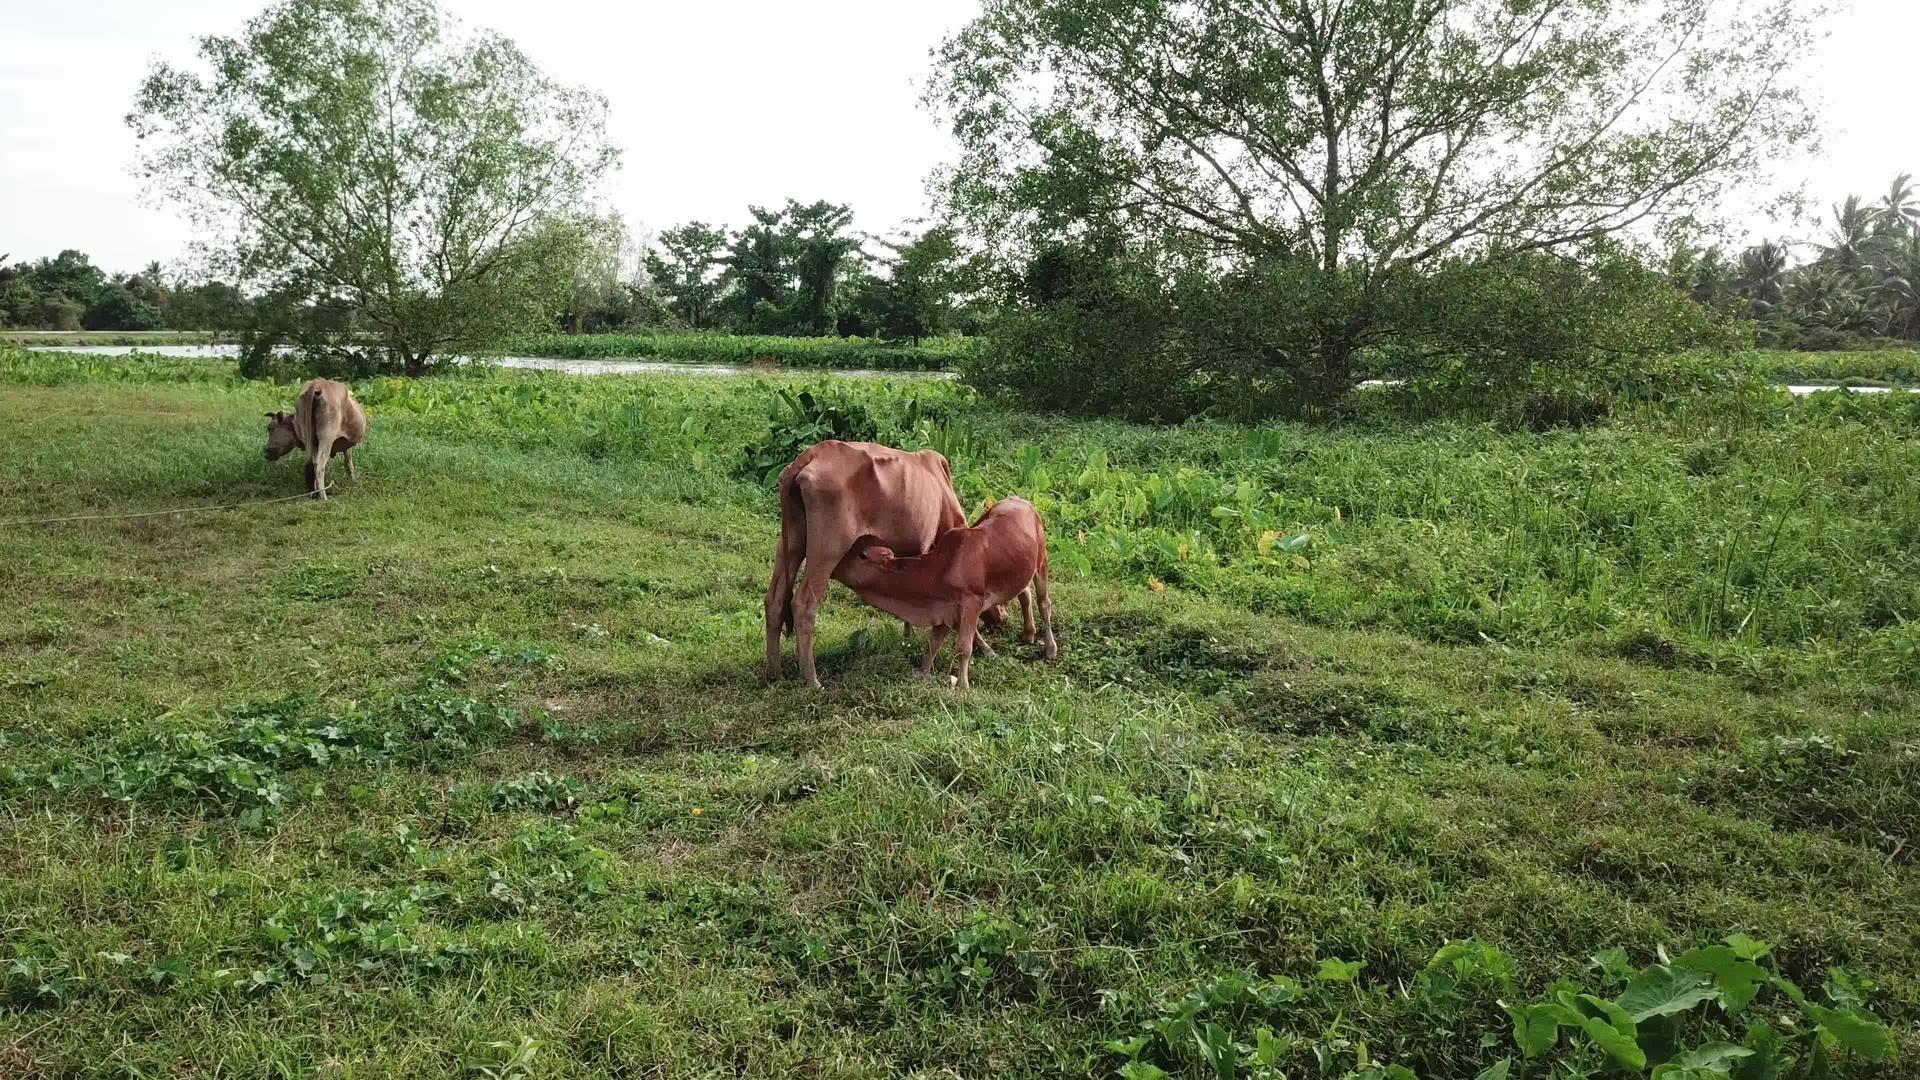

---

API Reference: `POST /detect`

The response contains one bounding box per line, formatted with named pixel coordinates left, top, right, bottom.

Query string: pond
left=28, top=344, right=951, bottom=381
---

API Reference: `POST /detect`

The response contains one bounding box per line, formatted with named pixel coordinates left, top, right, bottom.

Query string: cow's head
left=264, top=411, right=299, bottom=461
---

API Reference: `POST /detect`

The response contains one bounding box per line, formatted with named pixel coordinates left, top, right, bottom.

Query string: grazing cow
left=836, top=496, right=1057, bottom=689
left=765, top=440, right=1006, bottom=687
left=265, top=378, right=367, bottom=500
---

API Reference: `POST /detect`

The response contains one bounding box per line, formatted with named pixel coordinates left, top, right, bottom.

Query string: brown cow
left=837, top=496, right=1057, bottom=689
left=764, top=440, right=1006, bottom=687
left=265, top=378, right=367, bottom=500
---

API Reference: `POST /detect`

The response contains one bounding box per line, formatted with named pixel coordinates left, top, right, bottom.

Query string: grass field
left=0, top=348, right=1914, bottom=1077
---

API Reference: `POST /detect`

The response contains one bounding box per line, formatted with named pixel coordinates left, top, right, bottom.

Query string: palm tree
left=1874, top=234, right=1920, bottom=339
left=1785, top=264, right=1885, bottom=334
left=1736, top=240, right=1790, bottom=313
left=1876, top=173, right=1920, bottom=238
left=1821, top=195, right=1877, bottom=272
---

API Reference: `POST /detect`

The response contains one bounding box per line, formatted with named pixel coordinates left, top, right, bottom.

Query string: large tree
left=643, top=222, right=728, bottom=330
left=129, top=0, right=619, bottom=375
left=932, top=0, right=1822, bottom=400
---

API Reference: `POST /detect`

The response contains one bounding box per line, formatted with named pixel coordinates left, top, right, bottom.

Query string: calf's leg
left=1033, top=564, right=1058, bottom=660
left=919, top=625, right=951, bottom=678
left=953, top=601, right=983, bottom=690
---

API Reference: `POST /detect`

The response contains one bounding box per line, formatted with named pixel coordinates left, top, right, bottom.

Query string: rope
left=0, top=484, right=333, bottom=527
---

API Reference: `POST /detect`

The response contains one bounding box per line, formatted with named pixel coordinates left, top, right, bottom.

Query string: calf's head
left=263, top=412, right=299, bottom=461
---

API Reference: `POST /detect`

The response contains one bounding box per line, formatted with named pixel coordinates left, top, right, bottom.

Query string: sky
left=0, top=0, right=1912, bottom=274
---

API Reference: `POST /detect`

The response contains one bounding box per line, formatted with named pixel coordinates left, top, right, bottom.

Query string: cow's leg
left=344, top=446, right=357, bottom=481
left=918, top=625, right=950, bottom=678
left=762, top=530, right=804, bottom=683
left=1017, top=585, right=1037, bottom=644
left=794, top=532, right=854, bottom=689
left=975, top=634, right=998, bottom=659
left=307, top=454, right=329, bottom=501
left=953, top=602, right=983, bottom=690
left=1034, top=563, right=1058, bottom=660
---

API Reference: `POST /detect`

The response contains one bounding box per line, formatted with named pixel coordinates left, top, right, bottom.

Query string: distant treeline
left=569, top=201, right=991, bottom=345
left=4, top=198, right=989, bottom=347
left=1670, top=174, right=1920, bottom=351
left=0, top=251, right=247, bottom=332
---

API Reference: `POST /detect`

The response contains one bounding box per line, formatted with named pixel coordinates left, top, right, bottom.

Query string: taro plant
left=739, top=386, right=880, bottom=484
left=1100, top=937, right=1892, bottom=1080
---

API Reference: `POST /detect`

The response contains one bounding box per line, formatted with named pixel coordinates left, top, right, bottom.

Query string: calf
left=265, top=378, right=367, bottom=500
left=837, top=497, right=1057, bottom=689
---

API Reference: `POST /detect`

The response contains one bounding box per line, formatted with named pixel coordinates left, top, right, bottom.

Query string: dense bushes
left=966, top=244, right=1742, bottom=422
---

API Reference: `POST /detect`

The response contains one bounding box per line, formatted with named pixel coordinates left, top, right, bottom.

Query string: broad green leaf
left=1590, top=946, right=1634, bottom=980
left=1573, top=995, right=1645, bottom=1071
left=1677, top=1042, right=1755, bottom=1069
left=1723, top=934, right=1771, bottom=961
left=1473, top=1058, right=1512, bottom=1080
left=1578, top=993, right=1639, bottom=1035
left=1639, top=1014, right=1681, bottom=1068
left=1577, top=1015, right=1647, bottom=1072
left=1506, top=1003, right=1560, bottom=1059
left=1118, top=1063, right=1170, bottom=1080
left=1803, top=1004, right=1891, bottom=1061
left=1194, top=1021, right=1235, bottom=1080
left=1675, top=946, right=1766, bottom=1014
left=1316, top=957, right=1363, bottom=983
left=1620, top=964, right=1718, bottom=1022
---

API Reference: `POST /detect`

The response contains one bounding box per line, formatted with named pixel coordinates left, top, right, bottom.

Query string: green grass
left=0, top=348, right=1914, bottom=1077
left=503, top=331, right=968, bottom=370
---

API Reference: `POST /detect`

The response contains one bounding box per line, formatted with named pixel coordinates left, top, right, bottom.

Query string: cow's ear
left=862, top=545, right=897, bottom=565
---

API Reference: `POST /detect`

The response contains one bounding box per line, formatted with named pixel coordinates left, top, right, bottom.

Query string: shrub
left=738, top=387, right=880, bottom=484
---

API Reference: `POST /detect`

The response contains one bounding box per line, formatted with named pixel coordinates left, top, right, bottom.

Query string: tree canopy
left=932, top=0, right=1824, bottom=399
left=129, top=0, right=619, bottom=374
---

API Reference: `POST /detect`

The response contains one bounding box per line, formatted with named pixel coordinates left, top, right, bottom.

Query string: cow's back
left=972, top=498, right=1047, bottom=603
left=792, top=441, right=964, bottom=555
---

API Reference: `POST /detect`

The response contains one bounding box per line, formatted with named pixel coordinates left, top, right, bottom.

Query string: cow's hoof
left=1044, top=644, right=1059, bottom=660
left=804, top=678, right=823, bottom=690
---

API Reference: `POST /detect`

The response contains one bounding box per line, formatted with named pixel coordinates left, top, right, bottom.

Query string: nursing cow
left=764, top=440, right=1003, bottom=687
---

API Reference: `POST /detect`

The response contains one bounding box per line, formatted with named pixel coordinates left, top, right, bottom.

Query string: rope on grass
left=0, top=484, right=333, bottom=527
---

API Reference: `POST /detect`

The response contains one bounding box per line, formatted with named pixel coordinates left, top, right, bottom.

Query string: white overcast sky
left=0, top=0, right=1911, bottom=273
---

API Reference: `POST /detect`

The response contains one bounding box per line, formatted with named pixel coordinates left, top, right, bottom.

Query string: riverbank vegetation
left=1, top=347, right=1913, bottom=1076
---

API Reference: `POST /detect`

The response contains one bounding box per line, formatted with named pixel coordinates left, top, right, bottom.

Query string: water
left=23, top=344, right=1914, bottom=394
left=29, top=344, right=950, bottom=381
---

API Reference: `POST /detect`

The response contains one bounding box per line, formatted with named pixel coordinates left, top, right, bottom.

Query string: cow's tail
left=773, top=462, right=807, bottom=636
